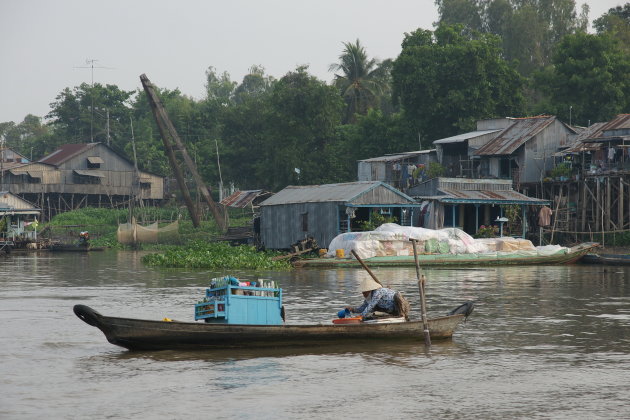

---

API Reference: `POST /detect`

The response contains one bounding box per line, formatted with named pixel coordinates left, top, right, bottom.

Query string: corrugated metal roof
left=560, top=122, right=608, bottom=154
left=358, top=150, right=436, bottom=163
left=437, top=188, right=550, bottom=205
left=259, top=181, right=412, bottom=206
left=87, top=156, right=104, bottom=164
left=39, top=143, right=99, bottom=166
left=1, top=162, right=26, bottom=171
left=73, top=169, right=105, bottom=177
left=475, top=116, right=556, bottom=156
left=572, top=122, right=608, bottom=143
left=0, top=191, right=41, bottom=212
left=433, top=130, right=500, bottom=144
left=220, top=190, right=269, bottom=208
left=599, top=113, right=630, bottom=132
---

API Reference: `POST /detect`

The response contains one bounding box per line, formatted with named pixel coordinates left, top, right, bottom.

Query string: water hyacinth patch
left=142, top=240, right=291, bottom=270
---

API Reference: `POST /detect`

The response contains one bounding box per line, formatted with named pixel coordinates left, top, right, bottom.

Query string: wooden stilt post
left=606, top=176, right=611, bottom=231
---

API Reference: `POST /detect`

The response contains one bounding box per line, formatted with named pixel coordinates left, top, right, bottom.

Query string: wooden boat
left=582, top=253, right=630, bottom=265
left=50, top=243, right=105, bottom=252
left=294, top=242, right=598, bottom=268
left=73, top=304, right=470, bottom=351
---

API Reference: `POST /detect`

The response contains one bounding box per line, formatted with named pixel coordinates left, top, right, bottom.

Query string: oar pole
left=411, top=239, right=431, bottom=346
left=350, top=250, right=383, bottom=287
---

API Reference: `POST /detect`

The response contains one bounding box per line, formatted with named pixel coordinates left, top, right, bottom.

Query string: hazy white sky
left=0, top=0, right=625, bottom=123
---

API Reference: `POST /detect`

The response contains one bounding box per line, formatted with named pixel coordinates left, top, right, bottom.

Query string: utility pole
left=140, top=74, right=227, bottom=232
left=106, top=109, right=110, bottom=146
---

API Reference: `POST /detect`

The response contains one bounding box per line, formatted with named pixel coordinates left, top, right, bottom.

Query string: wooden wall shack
left=1, top=143, right=164, bottom=219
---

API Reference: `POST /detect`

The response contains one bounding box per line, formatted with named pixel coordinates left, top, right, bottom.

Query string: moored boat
left=294, top=242, right=598, bottom=268
left=582, top=253, right=630, bottom=265
left=50, top=243, right=105, bottom=252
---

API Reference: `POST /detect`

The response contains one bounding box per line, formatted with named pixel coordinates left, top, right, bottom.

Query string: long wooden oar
left=410, top=239, right=431, bottom=346
left=350, top=250, right=383, bottom=286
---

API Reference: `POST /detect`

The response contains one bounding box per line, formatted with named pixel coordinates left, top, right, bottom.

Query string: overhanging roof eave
left=437, top=197, right=551, bottom=205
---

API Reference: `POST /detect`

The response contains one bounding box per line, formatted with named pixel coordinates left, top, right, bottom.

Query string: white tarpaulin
left=326, top=223, right=565, bottom=259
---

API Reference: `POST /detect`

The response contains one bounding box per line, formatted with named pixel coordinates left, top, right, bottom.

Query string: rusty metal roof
left=220, top=190, right=270, bottom=208
left=38, top=143, right=99, bottom=166
left=437, top=188, right=550, bottom=205
left=560, top=122, right=608, bottom=154
left=475, top=116, right=556, bottom=156
left=598, top=114, right=630, bottom=132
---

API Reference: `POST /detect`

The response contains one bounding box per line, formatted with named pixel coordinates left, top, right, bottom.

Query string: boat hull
left=294, top=243, right=598, bottom=268
left=74, top=305, right=465, bottom=351
left=582, top=253, right=630, bottom=265
left=50, top=244, right=105, bottom=252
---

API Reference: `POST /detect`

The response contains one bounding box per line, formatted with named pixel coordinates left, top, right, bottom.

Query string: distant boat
left=294, top=242, right=598, bottom=268
left=49, top=243, right=105, bottom=252
left=582, top=253, right=630, bottom=265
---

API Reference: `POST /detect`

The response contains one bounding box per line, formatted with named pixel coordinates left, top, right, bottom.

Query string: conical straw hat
left=359, top=277, right=382, bottom=293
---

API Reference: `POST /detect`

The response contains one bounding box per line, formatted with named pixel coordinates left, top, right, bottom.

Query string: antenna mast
left=73, top=59, right=113, bottom=143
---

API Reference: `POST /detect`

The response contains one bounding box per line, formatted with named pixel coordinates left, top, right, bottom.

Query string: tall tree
left=436, top=0, right=590, bottom=75
left=205, top=66, right=237, bottom=105
left=533, top=32, right=630, bottom=125
left=329, top=39, right=390, bottom=123
left=392, top=24, right=524, bottom=143
left=233, top=65, right=275, bottom=105
left=46, top=83, right=134, bottom=152
left=435, top=0, right=484, bottom=32
left=593, top=3, right=630, bottom=54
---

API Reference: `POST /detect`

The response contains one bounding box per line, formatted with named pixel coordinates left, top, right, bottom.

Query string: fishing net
left=117, top=218, right=179, bottom=244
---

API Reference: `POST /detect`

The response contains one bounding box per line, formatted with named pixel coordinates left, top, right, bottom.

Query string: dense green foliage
left=141, top=241, right=291, bottom=270
left=392, top=24, right=524, bottom=142
left=41, top=206, right=245, bottom=249
left=435, top=0, right=589, bottom=75
left=533, top=32, right=630, bottom=125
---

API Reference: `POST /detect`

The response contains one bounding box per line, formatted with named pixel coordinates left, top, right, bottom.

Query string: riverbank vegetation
left=141, top=241, right=291, bottom=270
left=41, top=206, right=289, bottom=269
left=42, top=206, right=249, bottom=249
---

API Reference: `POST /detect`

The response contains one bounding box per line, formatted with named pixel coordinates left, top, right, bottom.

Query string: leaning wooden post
left=350, top=250, right=383, bottom=287
left=410, top=239, right=431, bottom=346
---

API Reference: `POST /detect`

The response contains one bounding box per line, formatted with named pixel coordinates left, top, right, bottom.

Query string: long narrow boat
left=50, top=243, right=106, bottom=252
left=294, top=242, right=598, bottom=268
left=582, top=253, right=630, bottom=265
left=73, top=304, right=469, bottom=351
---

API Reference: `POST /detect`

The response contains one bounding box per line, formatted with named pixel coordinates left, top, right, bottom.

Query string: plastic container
left=337, top=308, right=351, bottom=318
left=332, top=316, right=362, bottom=324
left=335, top=249, right=345, bottom=258
left=319, top=248, right=327, bottom=257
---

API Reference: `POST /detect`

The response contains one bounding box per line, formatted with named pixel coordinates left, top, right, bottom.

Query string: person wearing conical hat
left=346, top=275, right=398, bottom=318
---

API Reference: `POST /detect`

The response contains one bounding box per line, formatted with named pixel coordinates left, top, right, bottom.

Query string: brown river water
left=1, top=251, right=629, bottom=419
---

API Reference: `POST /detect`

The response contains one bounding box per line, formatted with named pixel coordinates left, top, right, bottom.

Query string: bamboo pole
left=140, top=74, right=200, bottom=228
left=350, top=250, right=383, bottom=287
left=410, top=239, right=431, bottom=346
left=140, top=74, right=227, bottom=232
left=550, top=187, right=563, bottom=244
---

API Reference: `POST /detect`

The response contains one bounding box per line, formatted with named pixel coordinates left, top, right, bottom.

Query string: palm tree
left=329, top=39, right=391, bottom=123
